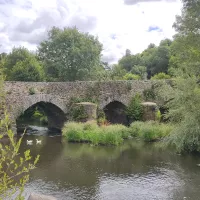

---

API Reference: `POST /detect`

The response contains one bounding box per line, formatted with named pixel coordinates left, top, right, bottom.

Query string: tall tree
left=38, top=27, right=103, bottom=81
left=169, top=0, right=200, bottom=76
left=160, top=0, right=200, bottom=153
left=141, top=39, right=172, bottom=78
left=119, top=54, right=144, bottom=72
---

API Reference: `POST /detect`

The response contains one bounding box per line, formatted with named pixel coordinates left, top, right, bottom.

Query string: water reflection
left=13, top=135, right=200, bottom=200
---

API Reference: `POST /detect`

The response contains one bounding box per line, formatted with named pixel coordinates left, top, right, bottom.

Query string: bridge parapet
left=3, top=80, right=158, bottom=132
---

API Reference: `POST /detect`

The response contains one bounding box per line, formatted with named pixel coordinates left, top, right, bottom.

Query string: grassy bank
left=62, top=121, right=174, bottom=146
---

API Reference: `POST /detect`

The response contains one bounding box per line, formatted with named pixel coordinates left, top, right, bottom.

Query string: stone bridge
left=4, top=80, right=156, bottom=133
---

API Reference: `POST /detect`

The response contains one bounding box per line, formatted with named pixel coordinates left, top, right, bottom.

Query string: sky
left=0, top=0, right=182, bottom=64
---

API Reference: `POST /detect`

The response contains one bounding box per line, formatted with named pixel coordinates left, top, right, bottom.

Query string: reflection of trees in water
left=17, top=137, right=200, bottom=199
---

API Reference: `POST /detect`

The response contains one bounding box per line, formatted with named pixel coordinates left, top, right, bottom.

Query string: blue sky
left=0, top=0, right=182, bottom=63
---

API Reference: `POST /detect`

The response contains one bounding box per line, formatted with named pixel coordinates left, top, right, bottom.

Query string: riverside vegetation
left=62, top=121, right=174, bottom=146
left=0, top=73, right=39, bottom=200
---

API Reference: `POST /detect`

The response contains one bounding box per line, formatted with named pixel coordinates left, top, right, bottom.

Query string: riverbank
left=62, top=121, right=173, bottom=146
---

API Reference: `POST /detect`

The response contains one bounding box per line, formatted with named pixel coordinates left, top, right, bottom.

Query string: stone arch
left=14, top=94, right=67, bottom=133
left=99, top=96, right=128, bottom=110
left=103, top=100, right=128, bottom=125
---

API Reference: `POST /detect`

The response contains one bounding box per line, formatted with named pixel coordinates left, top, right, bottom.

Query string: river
left=14, top=129, right=200, bottom=200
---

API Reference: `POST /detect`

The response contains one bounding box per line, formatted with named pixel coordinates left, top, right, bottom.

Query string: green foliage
left=156, top=1, right=200, bottom=153
left=143, top=88, right=156, bottom=101
left=155, top=110, right=162, bottom=122
left=126, top=94, right=143, bottom=121
left=33, top=109, right=48, bottom=125
left=97, top=108, right=107, bottom=125
left=63, top=120, right=173, bottom=145
left=62, top=121, right=129, bottom=146
left=131, top=65, right=147, bottom=79
left=119, top=53, right=144, bottom=72
left=0, top=73, right=39, bottom=199
left=3, top=47, right=44, bottom=81
left=109, top=64, right=126, bottom=80
left=169, top=0, right=200, bottom=77
left=28, top=87, right=35, bottom=95
left=116, top=39, right=172, bottom=79
left=38, top=27, right=103, bottom=81
left=158, top=77, right=200, bottom=152
left=69, top=104, right=88, bottom=122
left=129, top=121, right=173, bottom=142
left=151, top=72, right=171, bottom=80
left=10, top=57, right=44, bottom=82
left=123, top=73, right=140, bottom=80
left=17, top=106, right=48, bottom=126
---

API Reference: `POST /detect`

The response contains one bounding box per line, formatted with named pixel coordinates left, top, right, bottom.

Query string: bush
left=69, top=105, right=88, bottom=122
left=151, top=72, right=170, bottom=80
left=155, top=110, right=161, bottom=122
left=143, top=88, right=156, bottom=101
left=62, top=122, right=129, bottom=146
left=126, top=94, right=143, bottom=122
left=123, top=73, right=140, bottom=80
left=129, top=121, right=173, bottom=142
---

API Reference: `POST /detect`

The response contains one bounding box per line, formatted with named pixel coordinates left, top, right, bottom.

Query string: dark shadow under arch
left=103, top=101, right=128, bottom=125
left=16, top=101, right=66, bottom=134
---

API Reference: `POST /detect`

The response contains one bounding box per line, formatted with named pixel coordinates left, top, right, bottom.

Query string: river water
left=16, top=131, right=200, bottom=200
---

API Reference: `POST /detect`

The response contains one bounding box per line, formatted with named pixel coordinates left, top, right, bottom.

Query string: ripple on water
left=93, top=168, right=184, bottom=200
left=13, top=138, right=200, bottom=200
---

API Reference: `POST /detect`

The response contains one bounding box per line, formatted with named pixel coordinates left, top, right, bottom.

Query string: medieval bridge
left=4, top=80, right=157, bottom=133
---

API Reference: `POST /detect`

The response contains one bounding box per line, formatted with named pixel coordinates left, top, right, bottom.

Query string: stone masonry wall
left=3, top=80, right=154, bottom=132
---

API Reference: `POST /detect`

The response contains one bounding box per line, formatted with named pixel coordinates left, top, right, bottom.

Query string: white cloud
left=0, top=0, right=182, bottom=63
left=124, top=0, right=176, bottom=5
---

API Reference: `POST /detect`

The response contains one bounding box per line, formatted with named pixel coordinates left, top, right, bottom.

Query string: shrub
left=97, top=109, right=109, bottom=126
left=126, top=94, right=143, bottom=122
left=129, top=121, right=173, bottom=142
left=129, top=121, right=145, bottom=137
left=123, top=73, right=140, bottom=80
left=29, top=87, right=35, bottom=95
left=151, top=72, right=170, bottom=80
left=143, top=88, right=156, bottom=101
left=155, top=110, right=161, bottom=122
left=69, top=104, right=88, bottom=122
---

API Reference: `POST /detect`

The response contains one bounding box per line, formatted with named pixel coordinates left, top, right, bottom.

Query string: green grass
left=129, top=121, right=173, bottom=142
left=62, top=121, right=174, bottom=146
left=62, top=121, right=129, bottom=146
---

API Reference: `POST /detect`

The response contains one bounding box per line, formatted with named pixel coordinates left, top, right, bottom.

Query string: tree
left=0, top=53, right=7, bottom=72
left=38, top=27, right=103, bottom=81
left=125, top=49, right=131, bottom=56
left=10, top=57, right=44, bottom=81
left=3, top=47, right=44, bottom=81
left=119, top=54, right=144, bottom=72
left=109, top=64, right=126, bottom=80
left=141, top=40, right=171, bottom=78
left=169, top=0, right=200, bottom=77
left=131, top=65, right=147, bottom=79
left=159, top=0, right=200, bottom=153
